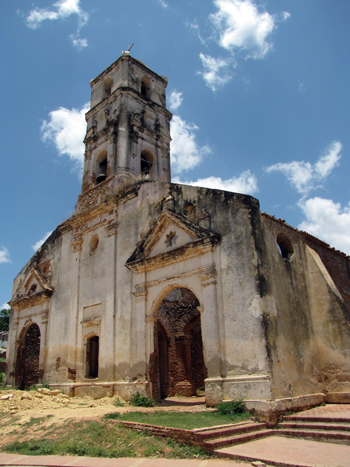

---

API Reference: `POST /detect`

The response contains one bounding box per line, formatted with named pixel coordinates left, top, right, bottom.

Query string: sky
left=1, top=0, right=350, bottom=309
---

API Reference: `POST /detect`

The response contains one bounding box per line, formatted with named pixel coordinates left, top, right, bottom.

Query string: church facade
left=6, top=53, right=350, bottom=411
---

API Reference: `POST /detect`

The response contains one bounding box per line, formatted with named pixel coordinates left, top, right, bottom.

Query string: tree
left=0, top=308, right=10, bottom=332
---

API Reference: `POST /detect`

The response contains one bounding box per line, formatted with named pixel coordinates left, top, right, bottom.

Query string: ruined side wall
left=262, top=215, right=350, bottom=399
left=263, top=213, right=350, bottom=310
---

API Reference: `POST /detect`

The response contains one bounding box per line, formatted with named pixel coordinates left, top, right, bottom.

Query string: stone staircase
left=275, top=413, right=350, bottom=444
left=193, top=421, right=273, bottom=450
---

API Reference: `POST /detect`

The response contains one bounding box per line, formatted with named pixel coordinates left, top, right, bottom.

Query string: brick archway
left=15, top=323, right=41, bottom=389
left=152, top=287, right=207, bottom=401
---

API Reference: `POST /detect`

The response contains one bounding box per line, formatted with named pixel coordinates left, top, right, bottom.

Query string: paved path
left=0, top=454, right=248, bottom=467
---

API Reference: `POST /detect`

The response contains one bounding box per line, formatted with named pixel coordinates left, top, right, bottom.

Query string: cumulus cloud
left=0, top=247, right=11, bottom=265
left=169, top=90, right=183, bottom=111
left=298, top=198, right=350, bottom=255
left=197, top=1, right=290, bottom=90
left=1, top=303, right=10, bottom=310
left=32, top=232, right=53, bottom=252
left=41, top=102, right=89, bottom=172
left=198, top=54, right=233, bottom=91
left=25, top=0, right=89, bottom=50
left=265, top=141, right=342, bottom=196
left=209, top=0, right=278, bottom=59
left=170, top=115, right=211, bottom=174
left=173, top=170, right=258, bottom=195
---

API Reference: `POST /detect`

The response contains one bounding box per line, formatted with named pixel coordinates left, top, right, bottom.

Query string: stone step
left=279, top=421, right=350, bottom=432
left=283, top=415, right=350, bottom=423
left=277, top=428, right=350, bottom=444
left=204, top=429, right=273, bottom=450
left=194, top=422, right=267, bottom=440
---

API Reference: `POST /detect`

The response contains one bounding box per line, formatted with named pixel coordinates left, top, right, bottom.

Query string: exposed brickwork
left=15, top=323, right=41, bottom=389
left=263, top=213, right=350, bottom=310
left=153, top=288, right=207, bottom=400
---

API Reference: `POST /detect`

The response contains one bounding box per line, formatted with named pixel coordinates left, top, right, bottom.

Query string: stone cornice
left=126, top=236, right=219, bottom=273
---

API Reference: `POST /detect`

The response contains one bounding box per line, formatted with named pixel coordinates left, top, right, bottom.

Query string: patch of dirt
left=0, top=389, right=209, bottom=448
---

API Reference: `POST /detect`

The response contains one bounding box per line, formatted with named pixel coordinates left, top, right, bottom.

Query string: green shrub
left=216, top=399, right=246, bottom=415
left=130, top=392, right=155, bottom=407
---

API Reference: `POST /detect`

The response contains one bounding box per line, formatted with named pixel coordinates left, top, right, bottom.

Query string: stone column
left=200, top=265, right=223, bottom=406
left=116, top=108, right=129, bottom=172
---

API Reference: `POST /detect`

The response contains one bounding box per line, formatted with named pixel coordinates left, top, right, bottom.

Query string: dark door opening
left=153, top=288, right=207, bottom=401
left=15, top=323, right=41, bottom=390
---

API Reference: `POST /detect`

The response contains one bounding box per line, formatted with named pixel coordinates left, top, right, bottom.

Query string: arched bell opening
left=15, top=323, right=41, bottom=390
left=152, top=287, right=207, bottom=401
left=95, top=150, right=108, bottom=185
left=141, top=76, right=151, bottom=98
left=140, top=149, right=155, bottom=179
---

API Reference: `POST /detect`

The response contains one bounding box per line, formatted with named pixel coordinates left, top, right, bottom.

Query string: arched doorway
left=15, top=323, right=41, bottom=389
left=153, top=287, right=207, bottom=400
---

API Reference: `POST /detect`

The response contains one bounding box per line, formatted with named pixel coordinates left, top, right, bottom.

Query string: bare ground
left=0, top=389, right=209, bottom=448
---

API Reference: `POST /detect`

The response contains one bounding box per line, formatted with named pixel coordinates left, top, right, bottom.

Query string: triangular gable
left=126, top=210, right=220, bottom=273
left=10, top=266, right=54, bottom=308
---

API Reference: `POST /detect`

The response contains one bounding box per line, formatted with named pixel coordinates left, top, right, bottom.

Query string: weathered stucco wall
left=261, top=214, right=350, bottom=399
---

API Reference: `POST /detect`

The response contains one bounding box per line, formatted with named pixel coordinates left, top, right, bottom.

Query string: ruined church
left=6, top=52, right=350, bottom=412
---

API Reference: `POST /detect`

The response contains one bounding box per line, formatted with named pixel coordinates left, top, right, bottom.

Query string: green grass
left=104, top=409, right=251, bottom=429
left=1, top=419, right=208, bottom=459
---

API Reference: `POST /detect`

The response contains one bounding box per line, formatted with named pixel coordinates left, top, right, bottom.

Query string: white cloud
left=209, top=0, right=278, bottom=59
left=70, top=36, right=88, bottom=50
left=0, top=247, right=11, bottom=265
left=191, top=22, right=207, bottom=45
left=198, top=53, right=233, bottom=91
left=297, top=81, right=305, bottom=94
left=32, top=232, right=53, bottom=251
left=298, top=198, right=350, bottom=255
left=265, top=141, right=342, bottom=195
left=1, top=303, right=10, bottom=310
left=173, top=170, right=258, bottom=195
left=169, top=90, right=183, bottom=111
left=25, top=0, right=88, bottom=50
left=170, top=115, right=211, bottom=174
left=158, top=0, right=168, bottom=7
left=41, top=102, right=89, bottom=172
left=282, top=11, right=291, bottom=21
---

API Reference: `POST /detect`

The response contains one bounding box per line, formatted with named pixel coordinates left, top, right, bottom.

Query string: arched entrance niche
left=15, top=323, right=41, bottom=389
left=153, top=287, right=207, bottom=400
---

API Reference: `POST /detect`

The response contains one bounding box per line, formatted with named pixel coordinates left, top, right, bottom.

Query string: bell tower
left=81, top=51, right=172, bottom=195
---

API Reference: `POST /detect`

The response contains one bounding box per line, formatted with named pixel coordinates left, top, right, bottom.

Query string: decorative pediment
left=126, top=210, right=220, bottom=273
left=10, top=266, right=54, bottom=310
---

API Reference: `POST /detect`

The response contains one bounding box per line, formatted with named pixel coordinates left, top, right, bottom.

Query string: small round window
left=183, top=202, right=195, bottom=217
left=89, top=235, right=99, bottom=255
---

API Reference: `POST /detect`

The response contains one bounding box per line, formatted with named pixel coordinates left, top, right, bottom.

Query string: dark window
left=277, top=233, right=294, bottom=260
left=86, top=336, right=99, bottom=378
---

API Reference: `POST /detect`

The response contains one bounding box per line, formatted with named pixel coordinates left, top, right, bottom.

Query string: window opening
left=141, top=77, right=151, bottom=98
left=103, top=78, right=113, bottom=98
left=276, top=233, right=294, bottom=260
left=86, top=335, right=99, bottom=378
left=96, top=158, right=107, bottom=184
left=141, top=156, right=152, bottom=176
left=183, top=203, right=195, bottom=218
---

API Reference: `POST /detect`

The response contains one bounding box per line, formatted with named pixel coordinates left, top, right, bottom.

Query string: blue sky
left=1, top=0, right=350, bottom=309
